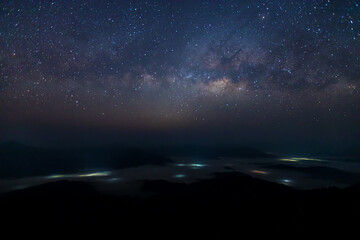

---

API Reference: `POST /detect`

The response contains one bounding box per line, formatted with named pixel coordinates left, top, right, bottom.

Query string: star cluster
left=0, top=0, right=359, bottom=151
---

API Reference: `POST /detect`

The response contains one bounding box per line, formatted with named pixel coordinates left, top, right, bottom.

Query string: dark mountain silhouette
left=153, top=145, right=275, bottom=158
left=2, top=180, right=99, bottom=199
left=263, top=164, right=360, bottom=184
left=0, top=172, right=359, bottom=238
left=0, top=142, right=171, bottom=179
left=0, top=142, right=274, bottom=179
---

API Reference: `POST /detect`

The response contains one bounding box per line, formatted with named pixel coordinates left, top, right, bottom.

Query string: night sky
left=1, top=0, right=359, bottom=155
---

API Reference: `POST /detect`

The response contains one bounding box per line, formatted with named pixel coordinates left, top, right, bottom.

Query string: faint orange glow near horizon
left=250, top=170, right=268, bottom=175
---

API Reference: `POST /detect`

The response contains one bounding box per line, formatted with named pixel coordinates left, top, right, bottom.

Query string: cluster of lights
left=176, top=163, right=207, bottom=168
left=281, top=179, right=292, bottom=185
left=105, top=177, right=122, bottom=182
left=46, top=171, right=111, bottom=179
left=279, top=157, right=324, bottom=163
left=173, top=174, right=187, bottom=178
left=250, top=170, right=269, bottom=175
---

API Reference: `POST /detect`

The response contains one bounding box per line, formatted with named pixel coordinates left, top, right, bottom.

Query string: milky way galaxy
left=0, top=0, right=359, bottom=154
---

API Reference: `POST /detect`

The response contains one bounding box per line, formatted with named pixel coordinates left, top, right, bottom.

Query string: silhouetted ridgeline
left=0, top=142, right=275, bottom=179
left=0, top=172, right=359, bottom=238
left=153, top=145, right=275, bottom=158
left=263, top=164, right=360, bottom=185
left=0, top=142, right=171, bottom=179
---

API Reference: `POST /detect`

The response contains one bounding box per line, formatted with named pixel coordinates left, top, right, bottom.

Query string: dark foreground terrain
left=0, top=172, right=359, bottom=238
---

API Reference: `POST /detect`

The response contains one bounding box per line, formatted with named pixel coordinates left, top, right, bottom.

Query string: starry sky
left=0, top=0, right=359, bottom=155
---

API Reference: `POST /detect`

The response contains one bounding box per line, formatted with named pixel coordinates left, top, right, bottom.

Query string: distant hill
left=263, top=164, right=360, bottom=184
left=1, top=180, right=99, bottom=199
left=0, top=142, right=274, bottom=179
left=142, top=172, right=292, bottom=199
left=0, top=142, right=171, bottom=179
left=153, top=145, right=275, bottom=159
